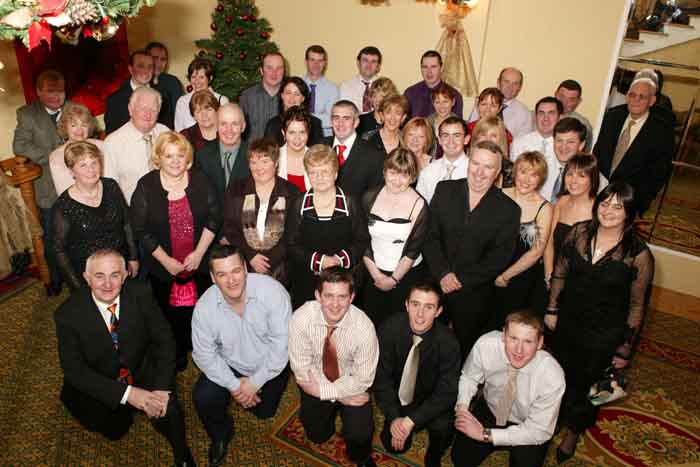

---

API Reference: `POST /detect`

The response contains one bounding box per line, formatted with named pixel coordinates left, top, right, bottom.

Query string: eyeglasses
left=308, top=168, right=335, bottom=178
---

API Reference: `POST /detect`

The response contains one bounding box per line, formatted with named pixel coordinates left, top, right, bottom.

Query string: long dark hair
left=588, top=181, right=637, bottom=254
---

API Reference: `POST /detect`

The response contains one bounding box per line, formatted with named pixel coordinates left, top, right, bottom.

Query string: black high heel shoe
left=556, top=446, right=575, bottom=464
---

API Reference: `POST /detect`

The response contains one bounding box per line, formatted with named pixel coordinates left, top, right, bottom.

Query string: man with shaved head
left=593, top=77, right=674, bottom=216
left=103, top=86, right=169, bottom=203
left=468, top=67, right=533, bottom=138
left=195, top=103, right=250, bottom=202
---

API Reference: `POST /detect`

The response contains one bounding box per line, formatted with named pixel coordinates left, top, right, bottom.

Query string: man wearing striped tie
left=373, top=282, right=461, bottom=467
left=451, top=310, right=565, bottom=467
left=54, top=249, right=194, bottom=466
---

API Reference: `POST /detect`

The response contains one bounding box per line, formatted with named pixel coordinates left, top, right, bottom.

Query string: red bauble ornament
left=210, top=23, right=218, bottom=31
left=215, top=51, right=224, bottom=60
left=198, top=50, right=206, bottom=57
left=40, top=18, right=48, bottom=26
left=241, top=15, right=249, bottom=21
left=187, top=85, right=193, bottom=92
left=225, top=16, right=232, bottom=24
left=239, top=52, right=246, bottom=60
left=236, top=28, right=244, bottom=36
left=260, top=31, right=270, bottom=39
left=250, top=15, right=257, bottom=22
left=216, top=4, right=224, bottom=12
left=101, top=16, right=109, bottom=24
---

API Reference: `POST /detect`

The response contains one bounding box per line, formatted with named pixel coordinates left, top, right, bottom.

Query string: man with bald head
left=195, top=103, right=250, bottom=202
left=468, top=67, right=533, bottom=138
left=593, top=77, right=674, bottom=216
left=104, top=86, right=169, bottom=203
left=54, top=249, right=194, bottom=466
left=423, top=141, right=520, bottom=359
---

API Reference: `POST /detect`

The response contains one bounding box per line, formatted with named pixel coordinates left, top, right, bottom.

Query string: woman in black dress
left=492, top=151, right=552, bottom=329
left=131, top=131, right=220, bottom=371
left=53, top=141, right=138, bottom=291
left=362, top=148, right=428, bottom=326
left=365, top=95, right=409, bottom=156
left=286, top=144, right=369, bottom=309
left=264, top=76, right=323, bottom=146
left=546, top=182, right=654, bottom=462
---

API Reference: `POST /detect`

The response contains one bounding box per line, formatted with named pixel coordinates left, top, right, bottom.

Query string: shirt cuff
left=121, top=385, right=131, bottom=405
left=490, top=428, right=508, bottom=446
left=336, top=250, right=350, bottom=269
left=318, top=379, right=339, bottom=401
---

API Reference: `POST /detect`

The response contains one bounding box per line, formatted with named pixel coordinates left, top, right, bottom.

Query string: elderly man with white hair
left=593, top=76, right=674, bottom=216
left=103, top=86, right=170, bottom=204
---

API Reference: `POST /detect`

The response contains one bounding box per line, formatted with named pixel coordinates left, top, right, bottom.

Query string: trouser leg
left=192, top=372, right=234, bottom=443
left=340, top=402, right=374, bottom=463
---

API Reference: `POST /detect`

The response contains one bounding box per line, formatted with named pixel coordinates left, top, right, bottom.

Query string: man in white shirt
left=416, top=116, right=469, bottom=202
left=469, top=67, right=533, bottom=138
left=451, top=310, right=565, bottom=467
left=103, top=86, right=169, bottom=204
left=555, top=79, right=593, bottom=151
left=339, top=46, right=382, bottom=114
left=511, top=96, right=562, bottom=196
left=304, top=45, right=339, bottom=137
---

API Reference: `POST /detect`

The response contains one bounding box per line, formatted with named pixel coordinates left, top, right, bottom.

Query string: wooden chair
left=0, top=156, right=50, bottom=287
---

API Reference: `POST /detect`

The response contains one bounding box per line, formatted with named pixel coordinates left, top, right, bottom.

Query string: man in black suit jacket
left=104, top=50, right=172, bottom=134
left=374, top=282, right=460, bottom=467
left=593, top=78, right=674, bottom=216
left=423, top=141, right=520, bottom=360
left=195, top=103, right=250, bottom=203
left=54, top=249, right=194, bottom=466
left=323, top=100, right=383, bottom=200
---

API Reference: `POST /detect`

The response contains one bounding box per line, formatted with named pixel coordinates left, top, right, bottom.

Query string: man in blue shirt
left=192, top=244, right=291, bottom=467
left=304, top=45, right=339, bottom=137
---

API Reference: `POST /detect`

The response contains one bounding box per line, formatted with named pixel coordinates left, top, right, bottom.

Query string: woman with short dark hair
left=174, top=58, right=229, bottom=132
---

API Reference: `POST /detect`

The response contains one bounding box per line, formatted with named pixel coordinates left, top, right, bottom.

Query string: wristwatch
left=482, top=428, right=492, bottom=443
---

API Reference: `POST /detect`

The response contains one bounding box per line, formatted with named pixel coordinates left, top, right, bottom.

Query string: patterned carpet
left=1, top=281, right=699, bottom=467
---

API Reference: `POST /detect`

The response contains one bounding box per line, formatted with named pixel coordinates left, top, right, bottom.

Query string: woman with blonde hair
left=53, top=141, right=137, bottom=291
left=286, top=144, right=369, bottom=308
left=471, top=117, right=513, bottom=187
left=131, top=131, right=220, bottom=371
left=49, top=102, right=102, bottom=195
left=401, top=117, right=434, bottom=173
left=492, top=151, right=552, bottom=328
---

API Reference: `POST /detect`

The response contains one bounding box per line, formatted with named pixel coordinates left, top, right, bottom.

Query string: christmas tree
left=195, top=0, right=278, bottom=101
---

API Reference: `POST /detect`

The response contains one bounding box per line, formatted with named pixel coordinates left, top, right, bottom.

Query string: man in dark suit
left=104, top=49, right=172, bottom=134
left=54, top=249, right=195, bottom=466
left=423, top=141, right=520, bottom=360
left=593, top=77, right=674, bottom=216
left=13, top=69, right=69, bottom=295
left=195, top=103, right=250, bottom=203
left=323, top=100, right=383, bottom=200
left=147, top=41, right=183, bottom=130
left=374, top=282, right=460, bottom=467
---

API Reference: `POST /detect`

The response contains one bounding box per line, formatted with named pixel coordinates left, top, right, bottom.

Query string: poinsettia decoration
left=0, top=0, right=157, bottom=50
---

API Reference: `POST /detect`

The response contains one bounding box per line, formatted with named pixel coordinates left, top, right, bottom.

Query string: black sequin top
left=52, top=177, right=137, bottom=291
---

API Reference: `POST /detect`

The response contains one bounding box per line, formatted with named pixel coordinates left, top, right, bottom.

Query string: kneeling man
left=373, top=282, right=460, bottom=467
left=192, top=245, right=291, bottom=467
left=289, top=267, right=379, bottom=467
left=54, top=249, right=194, bottom=466
left=451, top=310, right=565, bottom=467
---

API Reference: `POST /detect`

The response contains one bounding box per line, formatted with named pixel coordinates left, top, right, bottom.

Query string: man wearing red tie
left=54, top=249, right=194, bottom=466
left=324, top=100, right=384, bottom=200
left=289, top=268, right=380, bottom=467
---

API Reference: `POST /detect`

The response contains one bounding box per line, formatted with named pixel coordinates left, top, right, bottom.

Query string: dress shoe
left=175, top=447, right=196, bottom=467
left=208, top=436, right=231, bottom=467
left=556, top=446, right=575, bottom=464
left=355, top=457, right=377, bottom=467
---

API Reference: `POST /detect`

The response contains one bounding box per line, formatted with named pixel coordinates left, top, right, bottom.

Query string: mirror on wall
left=612, top=0, right=700, bottom=257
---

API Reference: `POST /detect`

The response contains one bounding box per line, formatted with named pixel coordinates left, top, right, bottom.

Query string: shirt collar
left=625, top=111, right=649, bottom=127
left=92, top=293, right=121, bottom=316
left=443, top=152, right=468, bottom=166
left=333, top=132, right=357, bottom=152
left=220, top=141, right=241, bottom=154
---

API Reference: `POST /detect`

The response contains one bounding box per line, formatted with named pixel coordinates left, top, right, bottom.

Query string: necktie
left=550, top=166, right=564, bottom=203
left=224, top=151, right=234, bottom=185
left=442, top=161, right=456, bottom=181
left=495, top=365, right=518, bottom=426
left=143, top=133, right=153, bottom=167
left=49, top=111, right=59, bottom=126
left=322, top=325, right=340, bottom=382
left=309, top=83, right=317, bottom=114
left=337, top=145, right=347, bottom=167
left=398, top=335, right=422, bottom=406
left=611, top=119, right=637, bottom=173
left=541, top=138, right=549, bottom=155
left=107, top=304, right=133, bottom=385
left=362, top=80, right=371, bottom=113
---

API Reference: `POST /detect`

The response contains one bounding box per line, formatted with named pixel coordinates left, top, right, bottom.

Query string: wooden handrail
left=0, top=156, right=50, bottom=286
